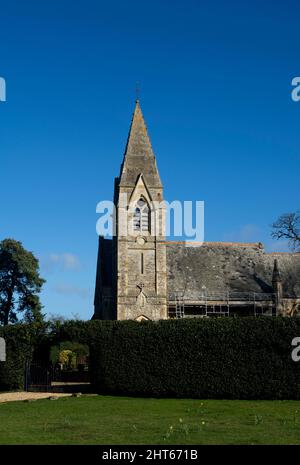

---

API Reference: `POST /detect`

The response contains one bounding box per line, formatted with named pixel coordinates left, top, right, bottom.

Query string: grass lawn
left=1, top=395, right=300, bottom=445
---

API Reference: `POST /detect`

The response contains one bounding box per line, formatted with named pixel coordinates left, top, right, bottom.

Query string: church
left=93, top=101, right=300, bottom=321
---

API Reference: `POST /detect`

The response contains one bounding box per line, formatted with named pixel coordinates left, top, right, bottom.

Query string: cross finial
left=135, top=81, right=140, bottom=102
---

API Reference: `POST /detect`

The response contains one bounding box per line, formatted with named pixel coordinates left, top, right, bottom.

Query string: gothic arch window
left=133, top=197, right=150, bottom=233
left=133, top=207, right=141, bottom=231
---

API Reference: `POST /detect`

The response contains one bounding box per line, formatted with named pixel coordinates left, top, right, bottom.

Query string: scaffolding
left=253, top=292, right=276, bottom=317
left=174, top=291, right=185, bottom=319
left=204, top=290, right=230, bottom=317
left=168, top=290, right=277, bottom=319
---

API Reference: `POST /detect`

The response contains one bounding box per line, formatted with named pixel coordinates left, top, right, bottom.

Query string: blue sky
left=0, top=0, right=299, bottom=320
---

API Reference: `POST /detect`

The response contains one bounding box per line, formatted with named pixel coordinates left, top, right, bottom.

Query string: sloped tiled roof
left=166, top=242, right=300, bottom=299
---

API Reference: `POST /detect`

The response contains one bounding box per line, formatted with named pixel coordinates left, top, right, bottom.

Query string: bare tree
left=271, top=211, right=300, bottom=251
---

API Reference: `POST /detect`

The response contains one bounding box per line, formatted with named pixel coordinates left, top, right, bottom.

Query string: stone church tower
left=93, top=100, right=300, bottom=321
left=114, top=100, right=167, bottom=320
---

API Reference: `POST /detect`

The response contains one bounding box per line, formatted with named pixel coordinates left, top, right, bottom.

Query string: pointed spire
left=119, top=101, right=162, bottom=188
left=124, top=100, right=154, bottom=159
left=272, top=259, right=281, bottom=283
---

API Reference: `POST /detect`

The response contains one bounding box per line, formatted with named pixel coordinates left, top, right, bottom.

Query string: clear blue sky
left=0, top=0, right=299, bottom=320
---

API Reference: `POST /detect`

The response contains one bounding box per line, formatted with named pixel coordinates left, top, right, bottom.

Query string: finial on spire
left=272, top=259, right=281, bottom=282
left=135, top=81, right=140, bottom=102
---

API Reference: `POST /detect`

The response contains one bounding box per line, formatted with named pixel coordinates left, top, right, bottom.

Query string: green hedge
left=0, top=320, right=99, bottom=391
left=89, top=318, right=300, bottom=399
left=0, top=325, right=33, bottom=391
left=1, top=318, right=300, bottom=398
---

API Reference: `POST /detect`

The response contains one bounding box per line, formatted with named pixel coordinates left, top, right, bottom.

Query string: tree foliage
left=59, top=349, right=75, bottom=367
left=50, top=341, right=89, bottom=366
left=0, top=239, right=45, bottom=325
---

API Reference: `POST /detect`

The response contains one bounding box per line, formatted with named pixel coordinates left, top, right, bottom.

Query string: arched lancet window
left=133, top=207, right=141, bottom=231
left=133, top=198, right=150, bottom=232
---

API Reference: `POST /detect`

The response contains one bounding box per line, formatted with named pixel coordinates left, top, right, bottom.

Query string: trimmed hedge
left=0, top=320, right=99, bottom=391
left=0, top=325, right=33, bottom=391
left=0, top=322, right=50, bottom=391
left=89, top=318, right=300, bottom=399
left=1, top=318, right=300, bottom=399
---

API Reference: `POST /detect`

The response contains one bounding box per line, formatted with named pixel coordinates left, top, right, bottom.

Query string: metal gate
left=24, top=359, right=91, bottom=392
left=24, top=360, right=53, bottom=392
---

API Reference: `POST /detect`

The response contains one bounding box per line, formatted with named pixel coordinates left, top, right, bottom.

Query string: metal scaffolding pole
left=175, top=292, right=185, bottom=319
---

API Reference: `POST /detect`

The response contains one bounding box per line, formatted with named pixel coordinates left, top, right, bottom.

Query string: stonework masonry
left=93, top=101, right=300, bottom=320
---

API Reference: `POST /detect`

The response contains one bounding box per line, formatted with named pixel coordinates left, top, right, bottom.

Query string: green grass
left=1, top=396, right=300, bottom=444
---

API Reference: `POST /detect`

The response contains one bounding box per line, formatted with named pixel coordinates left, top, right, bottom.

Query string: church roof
left=119, top=100, right=162, bottom=188
left=166, top=242, right=300, bottom=299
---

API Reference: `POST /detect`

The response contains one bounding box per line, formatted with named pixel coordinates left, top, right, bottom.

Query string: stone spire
left=272, top=259, right=281, bottom=284
left=119, top=100, right=162, bottom=188
left=272, top=259, right=283, bottom=314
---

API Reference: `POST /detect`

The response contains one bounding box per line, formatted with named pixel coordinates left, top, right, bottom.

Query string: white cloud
left=41, top=253, right=81, bottom=271
left=53, top=283, right=89, bottom=299
left=223, top=224, right=262, bottom=242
